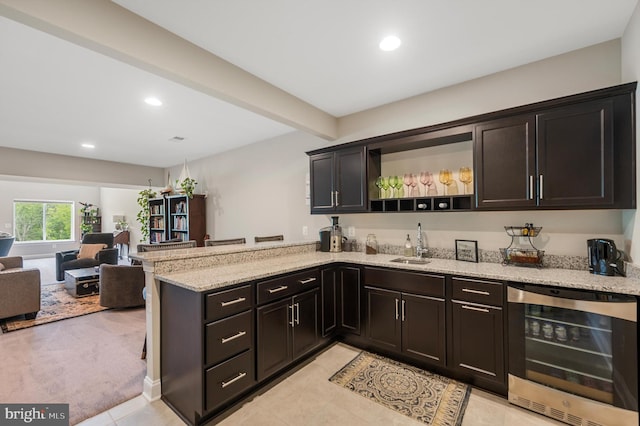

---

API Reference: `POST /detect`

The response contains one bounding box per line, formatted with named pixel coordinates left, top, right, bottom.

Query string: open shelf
left=370, top=195, right=473, bottom=212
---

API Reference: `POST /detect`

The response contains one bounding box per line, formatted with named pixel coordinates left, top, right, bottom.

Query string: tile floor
left=78, top=343, right=562, bottom=426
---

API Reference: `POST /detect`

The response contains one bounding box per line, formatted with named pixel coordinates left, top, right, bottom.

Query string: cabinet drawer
left=206, top=285, right=253, bottom=322
left=452, top=277, right=503, bottom=306
left=364, top=267, right=445, bottom=298
left=205, top=310, right=253, bottom=366
left=257, top=268, right=319, bottom=305
left=205, top=350, right=255, bottom=412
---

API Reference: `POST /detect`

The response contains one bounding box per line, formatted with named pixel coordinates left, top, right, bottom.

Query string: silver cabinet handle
left=438, top=202, right=448, bottom=209
left=268, top=285, right=288, bottom=294
left=529, top=175, right=534, bottom=200
left=395, top=298, right=399, bottom=320
left=295, top=302, right=300, bottom=325
left=462, top=305, right=489, bottom=313
left=220, top=297, right=246, bottom=307
left=331, top=191, right=336, bottom=207
left=298, top=278, right=316, bottom=285
left=289, top=304, right=295, bottom=327
left=417, top=203, right=427, bottom=210
left=335, top=191, right=340, bottom=206
left=401, top=300, right=406, bottom=322
left=221, top=372, right=247, bottom=388
left=539, top=175, right=543, bottom=200
left=221, top=330, right=246, bottom=344
left=462, top=288, right=490, bottom=296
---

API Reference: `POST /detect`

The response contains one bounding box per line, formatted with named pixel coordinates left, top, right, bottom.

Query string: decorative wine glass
left=393, top=175, right=404, bottom=197
left=403, top=173, right=413, bottom=197
left=439, top=169, right=452, bottom=195
left=419, top=172, right=429, bottom=196
left=380, top=176, right=390, bottom=199
left=410, top=173, right=419, bottom=197
left=459, top=167, right=473, bottom=194
left=425, top=171, right=437, bottom=195
left=375, top=176, right=383, bottom=199
left=388, top=175, right=398, bottom=198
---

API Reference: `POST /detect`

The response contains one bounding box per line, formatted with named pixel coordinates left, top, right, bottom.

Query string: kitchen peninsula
left=132, top=240, right=640, bottom=426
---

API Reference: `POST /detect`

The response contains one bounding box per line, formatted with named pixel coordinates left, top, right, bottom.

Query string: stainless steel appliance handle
left=268, top=285, right=288, bottom=294
left=508, top=286, right=636, bottom=322
left=221, top=372, right=246, bottom=388
left=221, top=331, right=246, bottom=344
left=298, top=278, right=316, bottom=285
left=220, top=297, right=246, bottom=307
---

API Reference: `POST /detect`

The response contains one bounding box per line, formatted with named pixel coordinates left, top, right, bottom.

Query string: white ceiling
left=0, top=0, right=638, bottom=168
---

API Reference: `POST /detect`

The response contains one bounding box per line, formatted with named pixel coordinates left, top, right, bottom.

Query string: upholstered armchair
left=99, top=264, right=145, bottom=308
left=0, top=256, right=41, bottom=320
left=55, top=233, right=118, bottom=281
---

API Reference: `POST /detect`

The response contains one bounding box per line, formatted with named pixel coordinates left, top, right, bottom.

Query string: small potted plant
left=178, top=177, right=197, bottom=199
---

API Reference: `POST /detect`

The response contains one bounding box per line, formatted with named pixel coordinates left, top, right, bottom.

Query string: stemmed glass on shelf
left=426, top=171, right=437, bottom=195
left=375, top=176, right=383, bottom=199
left=439, top=169, right=452, bottom=195
left=393, top=176, right=404, bottom=197
left=388, top=175, right=398, bottom=198
left=459, top=167, right=473, bottom=194
left=380, top=176, right=390, bottom=199
left=403, top=174, right=413, bottom=197
left=410, top=173, right=419, bottom=197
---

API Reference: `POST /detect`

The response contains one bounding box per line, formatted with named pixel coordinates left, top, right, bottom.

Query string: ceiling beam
left=0, top=0, right=338, bottom=140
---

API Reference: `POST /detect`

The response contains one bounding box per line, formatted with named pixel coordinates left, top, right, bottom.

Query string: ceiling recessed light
left=81, top=143, right=95, bottom=149
left=144, top=97, right=163, bottom=106
left=379, top=35, right=401, bottom=52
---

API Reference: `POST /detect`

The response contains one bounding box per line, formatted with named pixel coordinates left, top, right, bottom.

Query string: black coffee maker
left=587, top=238, right=625, bottom=276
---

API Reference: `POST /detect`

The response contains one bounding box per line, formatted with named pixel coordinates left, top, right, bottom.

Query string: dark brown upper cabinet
left=309, top=147, right=367, bottom=213
left=476, top=94, right=634, bottom=210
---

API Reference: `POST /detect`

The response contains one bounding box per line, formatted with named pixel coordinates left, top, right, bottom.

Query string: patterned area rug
left=0, top=283, right=108, bottom=333
left=330, top=351, right=470, bottom=425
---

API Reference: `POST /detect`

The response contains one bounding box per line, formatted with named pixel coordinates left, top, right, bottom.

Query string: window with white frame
left=13, top=200, right=73, bottom=242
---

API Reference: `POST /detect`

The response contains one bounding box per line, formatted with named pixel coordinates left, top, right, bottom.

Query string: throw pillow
left=0, top=262, right=4, bottom=271
left=78, top=243, right=107, bottom=260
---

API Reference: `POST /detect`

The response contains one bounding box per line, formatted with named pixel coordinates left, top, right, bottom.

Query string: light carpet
left=329, top=351, right=470, bottom=425
left=0, top=307, right=146, bottom=425
left=0, top=283, right=108, bottom=333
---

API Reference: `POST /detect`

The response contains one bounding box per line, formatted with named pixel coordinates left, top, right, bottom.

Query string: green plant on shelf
left=177, top=177, right=197, bottom=199
left=137, top=187, right=157, bottom=243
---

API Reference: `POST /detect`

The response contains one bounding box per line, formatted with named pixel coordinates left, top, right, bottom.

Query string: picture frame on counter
left=455, top=239, right=478, bottom=263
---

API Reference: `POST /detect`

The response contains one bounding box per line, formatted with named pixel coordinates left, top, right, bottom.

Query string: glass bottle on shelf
left=404, top=234, right=413, bottom=257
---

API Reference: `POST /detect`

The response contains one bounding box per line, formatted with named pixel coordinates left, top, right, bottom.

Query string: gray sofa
left=0, top=256, right=41, bottom=320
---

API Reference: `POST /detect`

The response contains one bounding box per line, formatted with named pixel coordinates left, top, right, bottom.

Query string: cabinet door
left=335, top=147, right=367, bottom=212
left=401, top=294, right=445, bottom=366
left=475, top=115, right=536, bottom=209
left=256, top=298, right=292, bottom=381
left=321, top=268, right=337, bottom=337
left=537, top=99, right=614, bottom=207
left=292, top=288, right=319, bottom=360
left=339, top=266, right=361, bottom=335
left=365, top=287, right=401, bottom=352
left=310, top=153, right=335, bottom=213
left=451, top=301, right=504, bottom=385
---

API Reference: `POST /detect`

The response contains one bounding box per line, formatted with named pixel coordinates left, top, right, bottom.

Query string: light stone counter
left=155, top=251, right=640, bottom=296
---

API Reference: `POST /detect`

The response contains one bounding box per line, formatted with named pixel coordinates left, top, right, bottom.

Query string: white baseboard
left=143, top=376, right=162, bottom=401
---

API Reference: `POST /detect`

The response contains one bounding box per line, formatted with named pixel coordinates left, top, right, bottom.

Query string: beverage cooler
left=508, top=283, right=638, bottom=426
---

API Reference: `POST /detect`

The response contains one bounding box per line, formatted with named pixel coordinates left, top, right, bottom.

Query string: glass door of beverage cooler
left=508, top=284, right=637, bottom=412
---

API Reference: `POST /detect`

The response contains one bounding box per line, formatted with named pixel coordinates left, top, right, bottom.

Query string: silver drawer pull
left=462, top=288, right=490, bottom=296
left=268, top=285, right=288, bottom=294
left=221, top=372, right=247, bottom=388
left=462, top=305, right=489, bottom=313
left=298, top=277, right=316, bottom=284
left=221, top=331, right=246, bottom=344
left=220, top=297, right=246, bottom=307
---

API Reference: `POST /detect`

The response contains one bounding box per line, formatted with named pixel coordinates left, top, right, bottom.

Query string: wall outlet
left=4, top=223, right=10, bottom=229
left=348, top=226, right=356, bottom=237
left=302, top=226, right=308, bottom=236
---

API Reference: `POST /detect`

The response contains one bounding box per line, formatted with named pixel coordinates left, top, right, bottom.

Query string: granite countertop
left=156, top=251, right=640, bottom=296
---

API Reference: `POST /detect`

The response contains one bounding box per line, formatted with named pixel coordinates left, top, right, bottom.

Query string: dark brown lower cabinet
left=256, top=287, right=319, bottom=381
left=161, top=282, right=255, bottom=426
left=450, top=277, right=506, bottom=390
left=364, top=286, right=446, bottom=366
left=321, top=266, right=361, bottom=337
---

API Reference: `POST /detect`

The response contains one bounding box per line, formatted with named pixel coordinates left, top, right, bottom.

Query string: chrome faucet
left=416, top=222, right=426, bottom=258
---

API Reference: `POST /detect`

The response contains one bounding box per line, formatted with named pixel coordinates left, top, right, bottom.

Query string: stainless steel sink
left=390, top=257, right=431, bottom=265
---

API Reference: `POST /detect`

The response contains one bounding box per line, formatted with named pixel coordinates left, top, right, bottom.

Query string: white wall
left=99, top=187, right=143, bottom=250
left=164, top=40, right=627, bottom=258
left=622, top=1, right=640, bottom=263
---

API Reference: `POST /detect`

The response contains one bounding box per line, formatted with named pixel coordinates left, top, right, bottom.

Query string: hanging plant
left=136, top=184, right=157, bottom=243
